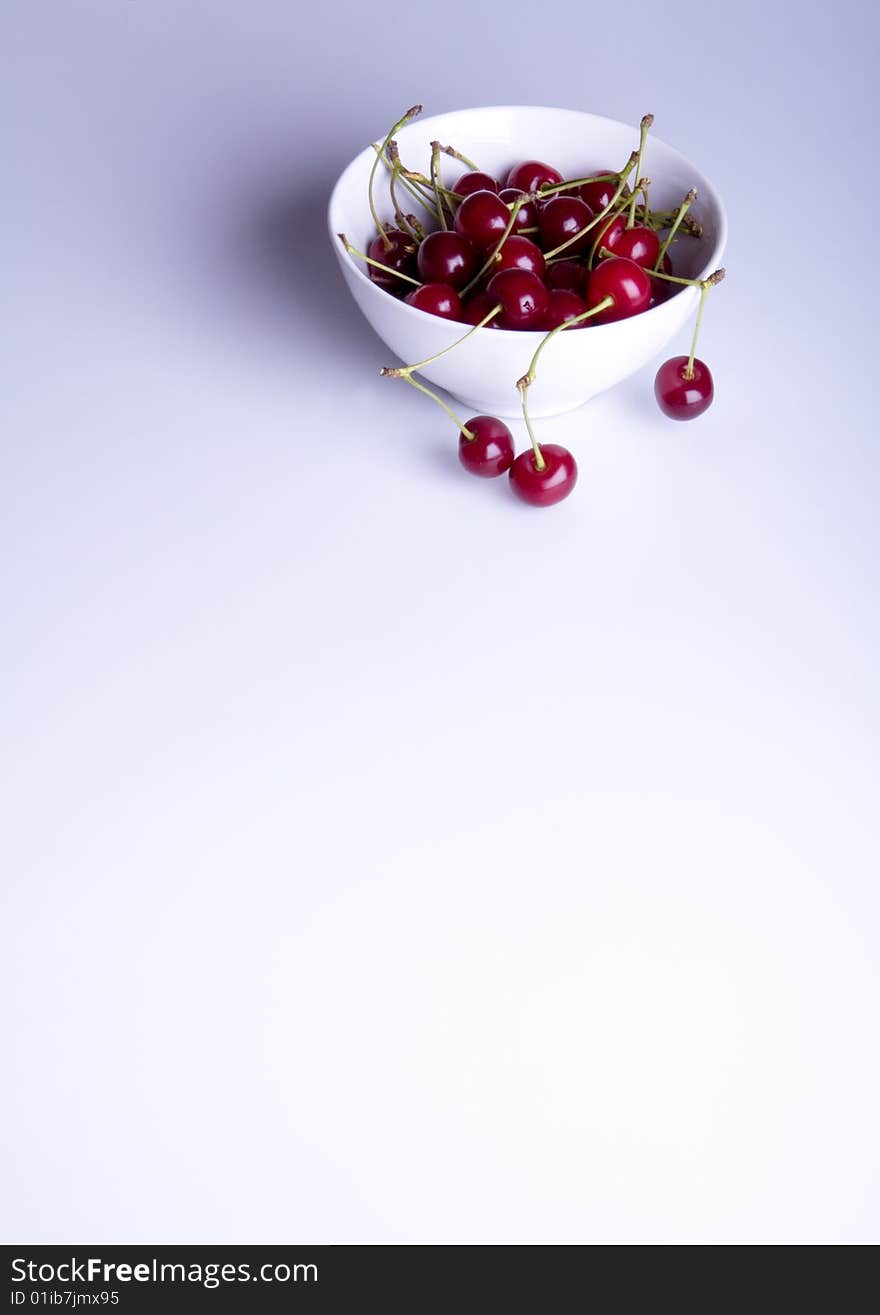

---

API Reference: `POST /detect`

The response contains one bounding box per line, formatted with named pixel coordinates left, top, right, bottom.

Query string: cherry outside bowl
left=328, top=106, right=727, bottom=418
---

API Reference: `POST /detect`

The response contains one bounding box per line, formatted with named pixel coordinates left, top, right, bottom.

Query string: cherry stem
left=338, top=233, right=421, bottom=287
left=369, top=106, right=423, bottom=249
left=517, top=379, right=545, bottom=470
left=638, top=177, right=651, bottom=227
left=379, top=304, right=502, bottom=378
left=439, top=143, right=480, bottom=172
left=515, top=294, right=615, bottom=473
left=685, top=281, right=711, bottom=379
left=400, top=373, right=475, bottom=440
left=655, top=188, right=697, bottom=268
left=648, top=265, right=725, bottom=289
left=627, top=114, right=653, bottom=228
left=372, top=146, right=441, bottom=224
left=460, top=195, right=528, bottom=296
left=542, top=151, right=638, bottom=261
left=681, top=270, right=725, bottom=376
left=529, top=171, right=619, bottom=202
left=387, top=147, right=419, bottom=241
left=430, top=142, right=451, bottom=229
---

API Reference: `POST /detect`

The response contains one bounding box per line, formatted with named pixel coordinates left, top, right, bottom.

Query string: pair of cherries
left=459, top=415, right=577, bottom=508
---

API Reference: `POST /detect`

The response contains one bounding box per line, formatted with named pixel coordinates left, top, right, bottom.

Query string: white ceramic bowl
left=328, top=106, right=727, bottom=418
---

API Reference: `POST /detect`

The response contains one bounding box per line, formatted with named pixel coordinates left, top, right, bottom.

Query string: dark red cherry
left=545, top=260, right=586, bottom=293
left=586, top=256, right=652, bottom=322
left=417, top=230, right=477, bottom=290
left=486, top=268, right=550, bottom=329
left=654, top=356, right=714, bottom=419
left=649, top=253, right=675, bottom=307
left=459, top=416, right=515, bottom=476
left=543, top=288, right=588, bottom=329
left=613, top=225, right=661, bottom=269
left=367, top=229, right=417, bottom=292
left=509, top=444, right=578, bottom=506
left=404, top=282, right=463, bottom=319
left=591, top=213, right=626, bottom=260
left=459, top=292, right=502, bottom=326
left=491, top=235, right=546, bottom=278
left=454, top=189, right=511, bottom=250
left=498, top=188, right=540, bottom=234
left=454, top=170, right=501, bottom=196
left=578, top=171, right=617, bottom=212
left=506, top=160, right=564, bottom=195
left=539, top=196, right=595, bottom=254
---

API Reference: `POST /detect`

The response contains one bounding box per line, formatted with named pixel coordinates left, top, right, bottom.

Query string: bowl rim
left=327, top=105, right=728, bottom=339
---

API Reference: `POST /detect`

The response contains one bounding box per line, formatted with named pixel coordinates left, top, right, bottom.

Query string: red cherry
left=417, top=230, right=477, bottom=290
left=543, top=288, right=588, bottom=329
left=649, top=253, right=676, bottom=307
left=459, top=416, right=515, bottom=476
left=591, top=213, right=626, bottom=259
left=613, top=225, right=661, bottom=269
left=486, top=268, right=550, bottom=329
left=491, top=235, right=546, bottom=278
left=498, top=187, right=540, bottom=234
left=654, top=356, right=714, bottom=419
left=453, top=189, right=511, bottom=250
left=509, top=444, right=578, bottom=506
left=586, top=256, right=651, bottom=322
left=459, top=292, right=502, bottom=326
left=578, top=172, right=617, bottom=212
left=367, top=229, right=417, bottom=293
left=454, top=170, right=501, bottom=196
left=404, top=283, right=463, bottom=319
left=545, top=260, right=586, bottom=293
left=506, top=160, right=564, bottom=195
left=539, top=196, right=595, bottom=255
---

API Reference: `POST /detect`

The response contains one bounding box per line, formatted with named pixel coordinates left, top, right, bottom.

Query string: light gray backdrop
left=2, top=0, right=878, bottom=1243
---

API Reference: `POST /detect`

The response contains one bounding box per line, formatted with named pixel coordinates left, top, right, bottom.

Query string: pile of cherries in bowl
left=340, top=108, right=726, bottom=508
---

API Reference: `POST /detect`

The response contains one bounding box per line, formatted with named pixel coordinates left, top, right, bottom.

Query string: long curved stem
left=338, top=233, right=421, bottom=287
left=685, top=282, right=711, bottom=379
left=368, top=106, right=423, bottom=249
left=401, top=374, right=474, bottom=439
left=655, top=188, right=697, bottom=269
left=380, top=305, right=502, bottom=379
left=515, top=294, right=615, bottom=471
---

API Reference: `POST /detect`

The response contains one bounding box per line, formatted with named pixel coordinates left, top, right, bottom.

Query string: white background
left=2, top=0, right=878, bottom=1242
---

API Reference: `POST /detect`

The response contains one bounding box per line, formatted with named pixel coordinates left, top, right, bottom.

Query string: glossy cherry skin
left=578, top=171, right=617, bottom=212
left=367, top=228, right=417, bottom=292
left=404, top=282, right=462, bottom=319
left=491, top=235, right=546, bottom=278
left=591, top=213, right=626, bottom=260
left=509, top=444, right=578, bottom=506
left=459, top=415, right=515, bottom=476
left=539, top=196, right=595, bottom=255
left=613, top=225, right=661, bottom=269
left=417, top=230, right=477, bottom=290
left=545, top=260, right=587, bottom=293
left=498, top=187, right=540, bottom=234
left=586, top=256, right=651, bottom=322
left=454, top=170, right=501, bottom=196
left=486, top=268, right=550, bottom=329
left=654, top=356, right=714, bottom=419
left=454, top=189, right=511, bottom=250
left=459, top=292, right=502, bottom=326
left=506, top=160, right=564, bottom=195
left=543, top=288, right=588, bottom=329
